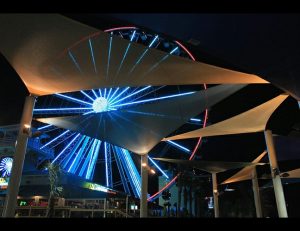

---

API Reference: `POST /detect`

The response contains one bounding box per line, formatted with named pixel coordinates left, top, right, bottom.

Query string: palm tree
left=46, top=163, right=63, bottom=218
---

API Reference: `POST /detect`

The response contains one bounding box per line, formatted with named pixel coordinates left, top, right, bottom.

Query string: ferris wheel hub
left=92, top=97, right=109, bottom=113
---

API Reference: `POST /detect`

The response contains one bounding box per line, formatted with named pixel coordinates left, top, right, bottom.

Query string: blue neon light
left=106, top=33, right=113, bottom=79
left=148, top=157, right=169, bottom=179
left=52, top=133, right=81, bottom=164
left=55, top=93, right=92, bottom=106
left=149, top=35, right=159, bottom=48
left=167, top=140, right=190, bottom=153
left=110, top=86, right=151, bottom=106
left=34, top=108, right=91, bottom=112
left=0, top=157, right=13, bottom=177
left=170, top=47, right=179, bottom=55
left=37, top=124, right=52, bottom=131
left=80, top=91, right=95, bottom=101
left=40, top=130, right=69, bottom=149
left=88, top=38, right=97, bottom=74
left=130, top=30, right=136, bottom=42
left=113, top=91, right=195, bottom=108
left=68, top=51, right=83, bottom=74
left=190, top=118, right=202, bottom=122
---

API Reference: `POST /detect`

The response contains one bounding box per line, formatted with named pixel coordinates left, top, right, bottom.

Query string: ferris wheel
left=32, top=27, right=208, bottom=200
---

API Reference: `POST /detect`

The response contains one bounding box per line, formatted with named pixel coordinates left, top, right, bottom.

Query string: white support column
left=251, top=167, right=263, bottom=217
left=140, top=154, right=148, bottom=218
left=212, top=173, right=219, bottom=218
left=2, top=95, right=36, bottom=217
left=264, top=130, right=288, bottom=218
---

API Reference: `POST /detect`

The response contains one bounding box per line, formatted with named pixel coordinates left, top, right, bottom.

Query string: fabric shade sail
left=163, top=94, right=289, bottom=141
left=281, top=168, right=300, bottom=178
left=153, top=158, right=264, bottom=174
left=0, top=14, right=267, bottom=96
left=36, top=84, right=245, bottom=154
left=221, top=151, right=267, bottom=184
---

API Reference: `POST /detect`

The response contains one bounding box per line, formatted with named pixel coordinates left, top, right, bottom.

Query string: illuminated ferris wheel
left=32, top=27, right=208, bottom=200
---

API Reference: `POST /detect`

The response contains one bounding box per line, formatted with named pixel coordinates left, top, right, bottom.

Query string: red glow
left=175, top=40, right=196, bottom=61
left=148, top=175, right=178, bottom=201
left=104, top=26, right=137, bottom=33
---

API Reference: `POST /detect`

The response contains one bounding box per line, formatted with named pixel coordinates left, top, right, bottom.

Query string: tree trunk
left=46, top=193, right=55, bottom=218
left=189, top=186, right=193, bottom=217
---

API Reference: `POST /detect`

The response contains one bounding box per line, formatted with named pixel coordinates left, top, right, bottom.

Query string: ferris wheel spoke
left=55, top=93, right=93, bottom=106
left=40, top=130, right=70, bottom=150
left=115, top=43, right=131, bottom=79
left=106, top=32, right=113, bottom=79
left=34, top=107, right=91, bottom=115
left=112, top=91, right=195, bottom=108
left=112, top=145, right=131, bottom=195
left=148, top=156, right=169, bottom=179
left=109, top=86, right=151, bottom=106
left=52, top=133, right=81, bottom=164
left=67, top=136, right=91, bottom=173
left=167, top=140, right=191, bottom=154
left=80, top=90, right=95, bottom=102
left=68, top=51, right=83, bottom=75
left=109, top=87, right=130, bottom=105
left=88, top=38, right=97, bottom=74
left=104, top=142, right=113, bottom=187
left=86, top=139, right=101, bottom=180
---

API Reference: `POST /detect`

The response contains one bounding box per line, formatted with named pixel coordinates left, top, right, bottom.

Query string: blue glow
left=52, top=133, right=81, bottom=164
left=190, top=118, right=202, bottom=122
left=149, top=35, right=159, bottom=48
left=86, top=140, right=101, bottom=179
left=110, top=86, right=151, bottom=106
left=37, top=124, right=52, bottom=131
left=170, top=47, right=179, bottom=55
left=115, top=43, right=131, bottom=77
left=113, top=91, right=195, bottom=108
left=40, top=130, right=69, bottom=149
left=34, top=108, right=91, bottom=112
left=104, top=142, right=109, bottom=187
left=98, top=89, right=102, bottom=97
left=88, top=38, right=97, bottom=74
left=80, top=91, right=95, bottom=101
left=129, top=48, right=149, bottom=74
left=109, top=87, right=130, bottom=105
left=61, top=135, right=85, bottom=169
left=83, top=111, right=94, bottom=115
left=79, top=139, right=97, bottom=177
left=107, top=88, right=119, bottom=101
left=148, top=157, right=169, bottom=179
left=167, top=140, right=190, bottom=153
left=104, top=88, right=107, bottom=98
left=0, top=157, right=13, bottom=177
left=106, top=33, right=113, bottom=79
left=106, top=88, right=112, bottom=100
left=130, top=30, right=136, bottom=42
left=68, top=136, right=90, bottom=173
left=68, top=51, right=83, bottom=74
left=91, top=90, right=98, bottom=98
left=55, top=93, right=92, bottom=106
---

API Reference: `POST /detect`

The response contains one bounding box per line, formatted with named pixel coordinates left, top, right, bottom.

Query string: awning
left=221, top=151, right=267, bottom=184
left=153, top=158, right=264, bottom=174
left=0, top=14, right=267, bottom=96
left=36, top=84, right=245, bottom=154
left=163, top=94, right=289, bottom=141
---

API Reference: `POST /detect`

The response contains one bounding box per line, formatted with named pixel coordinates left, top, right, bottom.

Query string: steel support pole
left=2, top=95, right=36, bottom=217
left=264, top=130, right=288, bottom=218
left=212, top=173, right=219, bottom=218
left=140, top=154, right=148, bottom=218
left=251, top=167, right=263, bottom=217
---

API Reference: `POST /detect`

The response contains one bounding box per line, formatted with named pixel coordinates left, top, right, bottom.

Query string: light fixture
left=142, top=163, right=147, bottom=167
left=150, top=169, right=156, bottom=174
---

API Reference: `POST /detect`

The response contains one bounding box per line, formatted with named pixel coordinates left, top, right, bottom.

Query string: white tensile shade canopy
left=281, top=168, right=300, bottom=178
left=36, top=84, right=245, bottom=155
left=0, top=14, right=267, bottom=96
left=163, top=94, right=289, bottom=141
left=221, top=151, right=267, bottom=184
left=153, top=158, right=263, bottom=174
